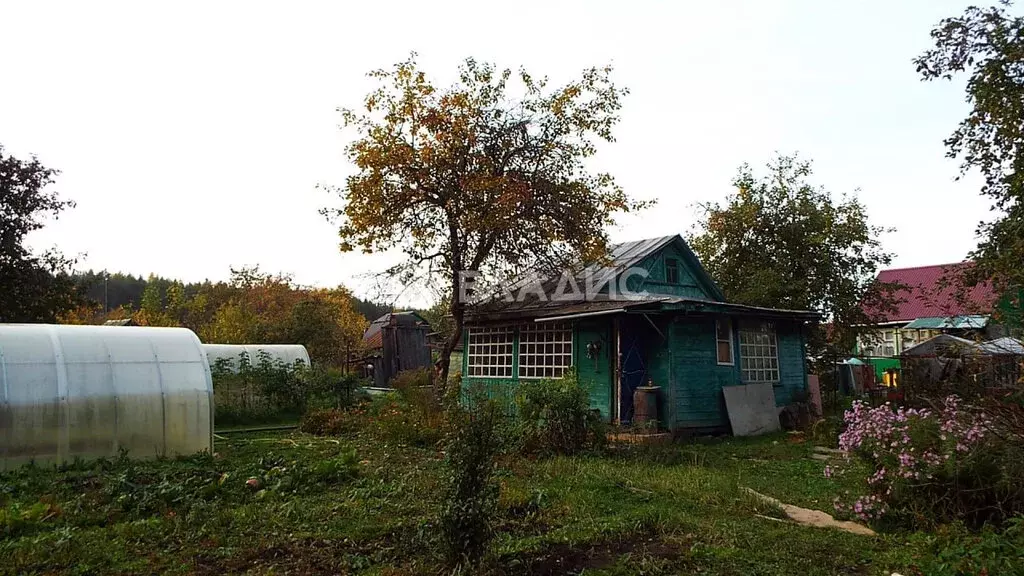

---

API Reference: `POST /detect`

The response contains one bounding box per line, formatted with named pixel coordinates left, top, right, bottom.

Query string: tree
left=915, top=2, right=1024, bottom=314
left=689, top=155, right=897, bottom=359
left=325, top=55, right=648, bottom=386
left=286, top=288, right=368, bottom=366
left=0, top=145, right=82, bottom=322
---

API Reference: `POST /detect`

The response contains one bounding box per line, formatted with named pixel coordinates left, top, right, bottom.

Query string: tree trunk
left=437, top=259, right=465, bottom=397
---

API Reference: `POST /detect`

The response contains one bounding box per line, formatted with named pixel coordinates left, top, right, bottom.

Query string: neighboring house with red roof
left=856, top=262, right=998, bottom=357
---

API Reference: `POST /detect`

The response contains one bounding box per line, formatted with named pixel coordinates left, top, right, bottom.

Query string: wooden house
left=460, top=235, right=819, bottom=432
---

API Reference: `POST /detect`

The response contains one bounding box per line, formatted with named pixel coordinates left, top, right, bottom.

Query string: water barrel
left=632, top=386, right=660, bottom=427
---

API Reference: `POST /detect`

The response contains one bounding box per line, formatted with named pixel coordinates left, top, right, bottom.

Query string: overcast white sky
left=0, top=1, right=1007, bottom=306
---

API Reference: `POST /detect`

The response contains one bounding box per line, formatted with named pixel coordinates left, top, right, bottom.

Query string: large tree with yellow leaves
left=325, top=55, right=648, bottom=385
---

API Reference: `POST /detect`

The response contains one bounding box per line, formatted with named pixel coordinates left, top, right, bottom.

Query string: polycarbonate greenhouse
left=0, top=324, right=213, bottom=470
left=203, top=344, right=310, bottom=373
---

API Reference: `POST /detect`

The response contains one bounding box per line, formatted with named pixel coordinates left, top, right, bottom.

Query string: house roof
left=866, top=263, right=997, bottom=323
left=465, top=235, right=817, bottom=323
left=362, top=311, right=430, bottom=349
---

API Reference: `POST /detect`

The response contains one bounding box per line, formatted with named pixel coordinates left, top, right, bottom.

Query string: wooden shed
left=362, top=311, right=432, bottom=388
left=460, top=235, right=819, bottom=433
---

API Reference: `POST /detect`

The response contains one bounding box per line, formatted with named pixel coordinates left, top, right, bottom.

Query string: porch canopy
left=464, top=295, right=821, bottom=324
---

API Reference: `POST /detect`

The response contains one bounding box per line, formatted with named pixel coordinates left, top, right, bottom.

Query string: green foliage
left=211, top=352, right=309, bottom=425
left=309, top=450, right=360, bottom=485
left=2, top=429, right=1020, bottom=575
left=313, top=367, right=367, bottom=409
left=0, top=500, right=60, bottom=538
left=689, top=154, right=896, bottom=361
left=916, top=4, right=1024, bottom=301
left=69, top=266, right=369, bottom=366
left=906, top=518, right=1024, bottom=576
left=439, top=392, right=504, bottom=568
left=372, top=394, right=444, bottom=448
left=513, top=371, right=607, bottom=455
left=299, top=407, right=363, bottom=436
left=0, top=144, right=82, bottom=323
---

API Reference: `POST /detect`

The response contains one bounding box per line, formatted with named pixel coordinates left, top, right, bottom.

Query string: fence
left=816, top=349, right=1024, bottom=419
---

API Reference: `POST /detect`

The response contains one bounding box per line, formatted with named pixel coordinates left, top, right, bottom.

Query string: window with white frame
left=518, top=322, right=573, bottom=379
left=466, top=326, right=514, bottom=377
left=739, top=326, right=779, bottom=383
left=716, top=319, right=733, bottom=365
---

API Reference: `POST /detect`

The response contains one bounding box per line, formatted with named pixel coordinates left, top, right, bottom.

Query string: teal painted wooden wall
left=575, top=318, right=614, bottom=419
left=461, top=315, right=808, bottom=430
left=626, top=243, right=711, bottom=300
left=666, top=316, right=738, bottom=428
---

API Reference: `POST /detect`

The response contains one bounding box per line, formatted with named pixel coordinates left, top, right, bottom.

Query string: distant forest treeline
left=73, top=270, right=393, bottom=323
left=63, top=268, right=395, bottom=365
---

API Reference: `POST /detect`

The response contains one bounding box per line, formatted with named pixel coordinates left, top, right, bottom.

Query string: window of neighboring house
left=466, top=326, right=514, bottom=377
left=739, top=326, right=779, bottom=383
left=716, top=319, right=733, bottom=365
left=883, top=330, right=894, bottom=342
left=518, top=322, right=573, bottom=379
left=665, top=258, right=680, bottom=284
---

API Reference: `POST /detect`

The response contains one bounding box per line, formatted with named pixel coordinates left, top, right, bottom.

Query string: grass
left=0, top=427, right=961, bottom=575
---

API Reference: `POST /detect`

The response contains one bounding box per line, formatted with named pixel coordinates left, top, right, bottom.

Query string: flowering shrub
left=827, top=395, right=1024, bottom=528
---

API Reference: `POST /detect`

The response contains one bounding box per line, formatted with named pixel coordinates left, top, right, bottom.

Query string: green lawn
left=0, top=430, right=941, bottom=575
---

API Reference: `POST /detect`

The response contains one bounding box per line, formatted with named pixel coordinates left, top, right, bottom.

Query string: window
left=739, top=327, right=779, bottom=383
left=467, top=326, right=514, bottom=377
left=883, top=330, right=894, bottom=342
left=665, top=258, right=680, bottom=284
left=716, top=319, right=733, bottom=365
left=518, top=322, right=573, bottom=379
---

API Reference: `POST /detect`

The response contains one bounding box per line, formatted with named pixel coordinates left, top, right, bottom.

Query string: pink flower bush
left=826, top=395, right=994, bottom=523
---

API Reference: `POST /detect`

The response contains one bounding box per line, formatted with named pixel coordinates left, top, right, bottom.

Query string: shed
left=0, top=324, right=213, bottom=470
left=461, top=235, right=820, bottom=433
left=203, top=344, right=311, bottom=373
left=361, top=311, right=432, bottom=387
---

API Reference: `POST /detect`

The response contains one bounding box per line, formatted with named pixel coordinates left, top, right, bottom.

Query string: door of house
left=617, top=316, right=648, bottom=424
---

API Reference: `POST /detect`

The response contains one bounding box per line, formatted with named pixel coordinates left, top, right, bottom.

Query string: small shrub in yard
left=906, top=517, right=1024, bottom=576
left=303, top=366, right=367, bottom=410
left=514, top=371, right=606, bottom=455
left=300, top=406, right=368, bottom=436
left=373, top=395, right=444, bottom=447
left=826, top=395, right=1024, bottom=529
left=310, top=449, right=360, bottom=484
left=439, top=393, right=504, bottom=568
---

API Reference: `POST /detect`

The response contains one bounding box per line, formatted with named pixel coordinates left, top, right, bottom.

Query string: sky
left=0, top=0, right=1009, bottom=306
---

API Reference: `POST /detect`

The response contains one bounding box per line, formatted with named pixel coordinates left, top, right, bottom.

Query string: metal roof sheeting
left=864, top=263, right=997, bottom=323
left=903, top=315, right=988, bottom=329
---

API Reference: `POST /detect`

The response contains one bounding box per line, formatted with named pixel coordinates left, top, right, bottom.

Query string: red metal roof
left=866, top=263, right=996, bottom=323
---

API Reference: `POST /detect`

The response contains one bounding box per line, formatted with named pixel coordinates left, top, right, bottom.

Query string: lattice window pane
left=518, top=322, right=573, bottom=379
left=739, top=328, right=779, bottom=383
left=466, top=326, right=514, bottom=378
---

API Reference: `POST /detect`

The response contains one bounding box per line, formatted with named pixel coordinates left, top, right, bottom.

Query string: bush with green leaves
left=827, top=396, right=1024, bottom=529
left=513, top=370, right=606, bottom=455
left=304, top=365, right=368, bottom=410
left=299, top=405, right=368, bottom=436
left=906, top=517, right=1024, bottom=576
left=211, top=352, right=309, bottom=425
left=439, top=390, right=504, bottom=568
